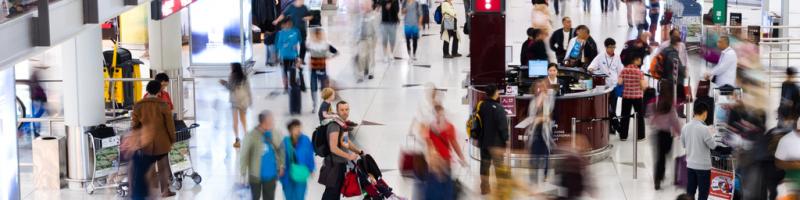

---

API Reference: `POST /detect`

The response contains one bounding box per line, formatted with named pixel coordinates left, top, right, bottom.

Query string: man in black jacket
left=477, top=85, right=510, bottom=195
left=550, top=17, right=574, bottom=65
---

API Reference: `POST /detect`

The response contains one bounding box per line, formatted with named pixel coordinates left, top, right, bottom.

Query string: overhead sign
left=500, top=95, right=516, bottom=117
left=474, top=0, right=503, bottom=13
left=151, top=0, right=197, bottom=20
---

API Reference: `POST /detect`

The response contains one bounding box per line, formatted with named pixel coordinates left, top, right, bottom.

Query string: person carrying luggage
left=219, top=63, right=253, bottom=148
left=681, top=103, right=719, bottom=200
left=527, top=80, right=556, bottom=183
left=421, top=105, right=466, bottom=200
left=239, top=110, right=286, bottom=200
left=280, top=119, right=315, bottom=200
left=318, top=101, right=366, bottom=200
left=648, top=83, right=682, bottom=190
left=122, top=80, right=176, bottom=200
left=475, top=84, right=510, bottom=195
left=306, top=27, right=338, bottom=113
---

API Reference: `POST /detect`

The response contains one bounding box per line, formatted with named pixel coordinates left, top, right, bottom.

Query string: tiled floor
left=15, top=0, right=789, bottom=199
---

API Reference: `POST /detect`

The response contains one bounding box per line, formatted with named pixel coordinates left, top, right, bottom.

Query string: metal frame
left=105, top=77, right=198, bottom=120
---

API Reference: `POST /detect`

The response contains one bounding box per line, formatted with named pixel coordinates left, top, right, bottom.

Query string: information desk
left=467, top=82, right=613, bottom=167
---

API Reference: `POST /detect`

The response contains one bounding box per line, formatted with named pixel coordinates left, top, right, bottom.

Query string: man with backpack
left=316, top=101, right=365, bottom=200
left=239, top=110, right=285, bottom=200
left=471, top=85, right=510, bottom=195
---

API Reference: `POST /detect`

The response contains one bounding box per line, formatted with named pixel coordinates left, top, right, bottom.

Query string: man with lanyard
left=562, top=25, right=598, bottom=69
left=588, top=38, right=624, bottom=135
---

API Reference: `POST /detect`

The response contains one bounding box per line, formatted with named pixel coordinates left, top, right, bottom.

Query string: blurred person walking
left=421, top=105, right=467, bottom=200
left=239, top=110, right=286, bottom=200
left=280, top=119, right=315, bottom=200
left=355, top=3, right=378, bottom=81
left=219, top=63, right=253, bottom=148
left=319, top=101, right=366, bottom=200
left=441, top=0, right=462, bottom=58
left=625, top=0, right=642, bottom=27
left=420, top=0, right=432, bottom=31
left=527, top=80, right=556, bottom=182
left=622, top=32, right=652, bottom=69
left=306, top=28, right=339, bottom=113
left=274, top=0, right=313, bottom=65
left=402, top=0, right=423, bottom=60
left=778, top=67, right=800, bottom=128
left=681, top=103, right=719, bottom=200
left=550, top=17, right=575, bottom=65
left=380, top=0, right=401, bottom=60
left=647, top=0, right=660, bottom=43
left=588, top=38, right=624, bottom=135
left=123, top=80, right=176, bottom=200
left=618, top=53, right=647, bottom=141
left=475, top=85, right=510, bottom=195
left=520, top=28, right=550, bottom=66
left=581, top=0, right=591, bottom=12
left=648, top=84, right=682, bottom=190
left=26, top=70, right=48, bottom=137
left=254, top=0, right=280, bottom=67
left=275, top=19, right=303, bottom=93
left=704, top=36, right=737, bottom=88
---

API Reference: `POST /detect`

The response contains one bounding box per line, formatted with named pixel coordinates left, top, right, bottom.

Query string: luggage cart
left=168, top=123, right=201, bottom=190
left=86, top=125, right=130, bottom=196
left=709, top=153, right=736, bottom=200
left=712, top=87, right=743, bottom=130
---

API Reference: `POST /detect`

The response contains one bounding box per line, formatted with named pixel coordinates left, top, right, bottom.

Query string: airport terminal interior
left=1, top=0, right=800, bottom=199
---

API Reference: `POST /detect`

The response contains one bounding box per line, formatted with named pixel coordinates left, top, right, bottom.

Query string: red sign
left=152, top=0, right=196, bottom=20
left=709, top=169, right=734, bottom=200
left=500, top=96, right=516, bottom=117
left=474, top=0, right=502, bottom=13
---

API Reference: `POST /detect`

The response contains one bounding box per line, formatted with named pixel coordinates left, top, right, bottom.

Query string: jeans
left=28, top=100, right=46, bottom=135
left=149, top=156, right=173, bottom=194
left=130, top=152, right=165, bottom=200
left=300, top=31, right=308, bottom=62
left=282, top=179, right=308, bottom=200
left=479, top=147, right=504, bottom=189
left=687, top=168, right=711, bottom=200
left=582, top=0, right=590, bottom=12
left=620, top=98, right=645, bottom=140
left=443, top=30, right=459, bottom=56
left=250, top=179, right=277, bottom=200
left=423, top=173, right=455, bottom=200
left=654, top=130, right=673, bottom=184
left=310, top=68, right=328, bottom=108
left=600, top=0, right=609, bottom=12
left=283, top=59, right=305, bottom=90
left=553, top=0, right=560, bottom=15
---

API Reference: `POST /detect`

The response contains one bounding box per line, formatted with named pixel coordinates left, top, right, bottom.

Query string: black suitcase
left=695, top=96, right=714, bottom=125
left=289, top=86, right=302, bottom=114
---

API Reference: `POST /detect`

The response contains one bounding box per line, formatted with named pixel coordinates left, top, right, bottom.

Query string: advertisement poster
left=709, top=169, right=734, bottom=200
left=169, top=140, right=192, bottom=172
left=189, top=0, right=244, bottom=65
left=93, top=146, right=120, bottom=177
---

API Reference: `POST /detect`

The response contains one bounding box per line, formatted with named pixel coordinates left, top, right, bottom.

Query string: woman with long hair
left=220, top=62, right=252, bottom=148
left=648, top=83, right=682, bottom=190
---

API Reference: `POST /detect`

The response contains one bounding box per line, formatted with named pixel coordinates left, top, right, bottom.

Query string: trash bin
left=32, top=136, right=67, bottom=190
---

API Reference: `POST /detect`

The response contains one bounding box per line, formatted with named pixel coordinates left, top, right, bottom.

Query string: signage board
left=709, top=169, right=734, bottom=200
left=151, top=0, right=197, bottom=20
left=500, top=95, right=516, bottom=117
left=474, top=0, right=503, bottom=13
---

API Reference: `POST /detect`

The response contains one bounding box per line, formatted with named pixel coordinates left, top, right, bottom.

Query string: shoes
left=480, top=182, right=490, bottom=195
left=654, top=181, right=661, bottom=190
left=300, top=86, right=307, bottom=92
left=620, top=138, right=628, bottom=141
left=368, top=75, right=374, bottom=79
left=162, top=191, right=176, bottom=198
left=444, top=55, right=453, bottom=58
left=453, top=53, right=463, bottom=57
left=233, top=138, right=241, bottom=148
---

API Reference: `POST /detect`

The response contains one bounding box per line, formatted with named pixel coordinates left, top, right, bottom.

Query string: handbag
left=399, top=134, right=427, bottom=178
left=286, top=139, right=311, bottom=182
left=341, top=167, right=363, bottom=197
left=443, top=16, right=456, bottom=30
left=614, top=84, right=624, bottom=97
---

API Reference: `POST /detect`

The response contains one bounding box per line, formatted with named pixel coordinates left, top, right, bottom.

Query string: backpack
left=466, top=101, right=484, bottom=140
left=433, top=5, right=442, bottom=24
left=312, top=120, right=344, bottom=157
left=649, top=52, right=665, bottom=80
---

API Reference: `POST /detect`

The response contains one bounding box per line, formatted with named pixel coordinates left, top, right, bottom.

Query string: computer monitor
left=528, top=60, right=548, bottom=77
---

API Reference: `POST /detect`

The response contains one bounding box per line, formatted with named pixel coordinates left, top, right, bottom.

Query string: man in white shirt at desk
left=588, top=38, right=624, bottom=135
left=705, top=36, right=737, bottom=88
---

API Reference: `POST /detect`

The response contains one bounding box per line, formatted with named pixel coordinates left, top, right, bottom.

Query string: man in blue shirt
left=276, top=19, right=302, bottom=93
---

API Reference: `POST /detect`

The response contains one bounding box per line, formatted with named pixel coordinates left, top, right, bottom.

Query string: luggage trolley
left=707, top=87, right=742, bottom=200
left=86, top=125, right=130, bottom=196
left=168, top=122, right=202, bottom=190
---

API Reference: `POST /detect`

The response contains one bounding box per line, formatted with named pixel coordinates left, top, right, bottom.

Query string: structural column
left=0, top=65, right=20, bottom=199
left=61, top=25, right=105, bottom=189
left=148, top=10, right=184, bottom=117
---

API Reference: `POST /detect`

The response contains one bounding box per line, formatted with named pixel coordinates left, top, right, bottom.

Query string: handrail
left=17, top=117, right=64, bottom=123
left=105, top=77, right=195, bottom=82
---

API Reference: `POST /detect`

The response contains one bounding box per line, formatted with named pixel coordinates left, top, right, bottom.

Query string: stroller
left=343, top=154, right=405, bottom=200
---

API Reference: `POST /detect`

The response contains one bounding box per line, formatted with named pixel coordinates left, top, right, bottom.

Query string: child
left=276, top=18, right=303, bottom=93
left=318, top=88, right=336, bottom=122
left=306, top=28, right=338, bottom=112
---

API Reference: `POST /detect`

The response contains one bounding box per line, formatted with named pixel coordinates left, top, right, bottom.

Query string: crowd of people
left=113, top=0, right=800, bottom=199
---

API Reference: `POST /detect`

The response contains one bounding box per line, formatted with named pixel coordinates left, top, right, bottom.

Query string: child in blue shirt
left=276, top=19, right=303, bottom=92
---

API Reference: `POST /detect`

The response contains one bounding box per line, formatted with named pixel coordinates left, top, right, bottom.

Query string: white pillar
left=148, top=10, right=183, bottom=72
left=0, top=65, right=20, bottom=199
left=61, top=25, right=105, bottom=189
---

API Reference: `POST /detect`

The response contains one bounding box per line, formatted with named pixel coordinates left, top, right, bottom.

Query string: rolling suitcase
left=674, top=155, right=688, bottom=187
left=289, top=86, right=302, bottom=114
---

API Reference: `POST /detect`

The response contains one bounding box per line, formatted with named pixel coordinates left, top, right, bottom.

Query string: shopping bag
left=341, top=169, right=362, bottom=197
